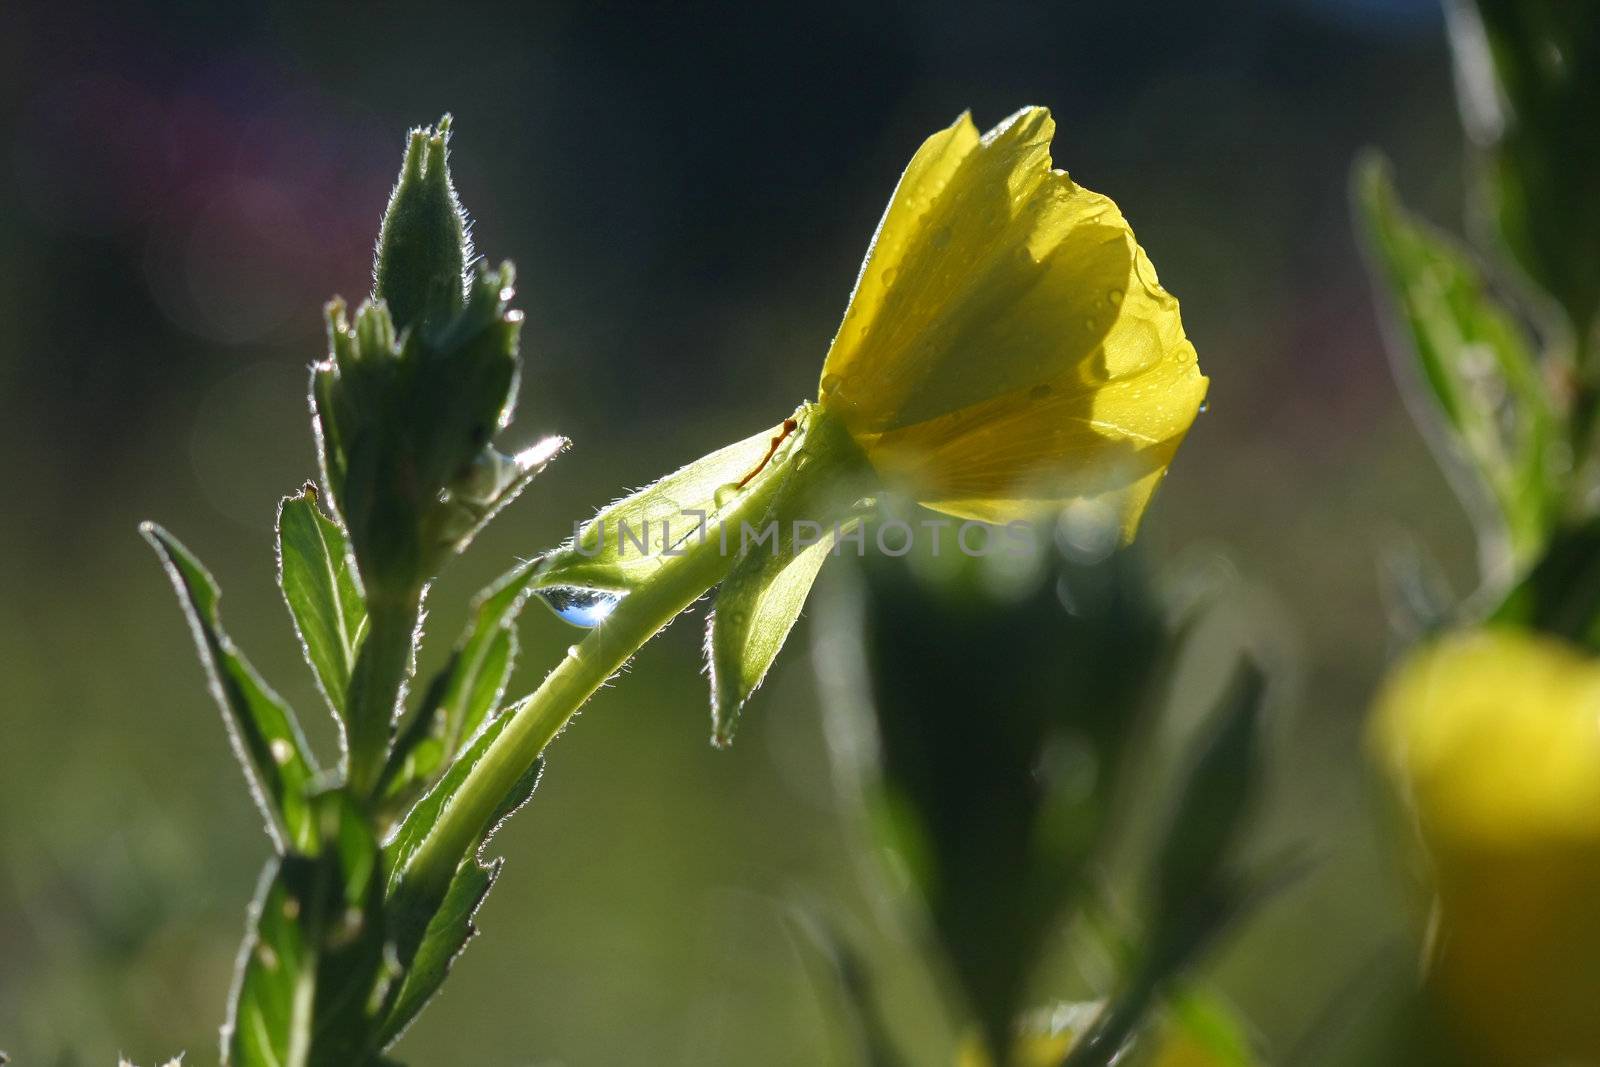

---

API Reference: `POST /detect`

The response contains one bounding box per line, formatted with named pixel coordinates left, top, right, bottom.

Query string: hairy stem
left=347, top=587, right=424, bottom=799
left=396, top=479, right=784, bottom=904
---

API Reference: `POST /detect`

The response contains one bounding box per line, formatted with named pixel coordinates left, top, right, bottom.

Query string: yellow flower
left=1371, top=628, right=1600, bottom=1064
left=817, top=106, right=1207, bottom=538
left=953, top=1005, right=1243, bottom=1067
left=955, top=1031, right=1071, bottom=1067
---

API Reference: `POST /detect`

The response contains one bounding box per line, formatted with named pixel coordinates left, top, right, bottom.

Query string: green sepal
left=706, top=406, right=869, bottom=745
left=707, top=515, right=852, bottom=746
left=536, top=409, right=818, bottom=594
left=277, top=485, right=368, bottom=728
left=143, top=522, right=321, bottom=854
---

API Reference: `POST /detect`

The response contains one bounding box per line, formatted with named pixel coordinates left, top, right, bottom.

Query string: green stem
left=347, top=587, right=424, bottom=798
left=397, top=483, right=778, bottom=904
left=394, top=402, right=870, bottom=905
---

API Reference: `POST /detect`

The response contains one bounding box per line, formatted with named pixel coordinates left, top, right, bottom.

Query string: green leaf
left=382, top=711, right=544, bottom=971
left=377, top=855, right=493, bottom=1048
left=225, top=792, right=390, bottom=1067
left=455, top=628, right=513, bottom=747
left=143, top=522, right=321, bottom=853
left=1151, top=659, right=1265, bottom=925
left=435, top=560, right=539, bottom=753
left=278, top=485, right=368, bottom=726
left=382, top=710, right=514, bottom=901
left=377, top=757, right=542, bottom=1046
left=227, top=862, right=314, bottom=1067
left=707, top=486, right=856, bottom=746
left=381, top=559, right=541, bottom=802
left=537, top=415, right=809, bottom=594
left=1356, top=156, right=1561, bottom=568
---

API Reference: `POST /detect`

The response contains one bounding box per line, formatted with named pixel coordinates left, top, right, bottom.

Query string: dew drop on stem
left=537, top=587, right=624, bottom=628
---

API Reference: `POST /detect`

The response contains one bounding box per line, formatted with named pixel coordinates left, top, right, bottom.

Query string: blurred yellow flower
left=1371, top=628, right=1600, bottom=1064
left=954, top=1006, right=1241, bottom=1067
left=955, top=1030, right=1071, bottom=1067
left=817, top=106, right=1208, bottom=539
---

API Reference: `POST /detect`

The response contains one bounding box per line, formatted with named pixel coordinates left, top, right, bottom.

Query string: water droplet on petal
left=270, top=738, right=294, bottom=765
left=1107, top=288, right=1124, bottom=306
left=537, top=586, right=624, bottom=628
left=820, top=373, right=843, bottom=396
left=714, top=482, right=742, bottom=509
left=882, top=267, right=897, bottom=285
left=1198, top=400, right=1210, bottom=414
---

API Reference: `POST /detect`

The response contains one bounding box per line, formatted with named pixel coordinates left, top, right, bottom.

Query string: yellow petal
left=818, top=107, right=1206, bottom=536
left=856, top=330, right=1203, bottom=534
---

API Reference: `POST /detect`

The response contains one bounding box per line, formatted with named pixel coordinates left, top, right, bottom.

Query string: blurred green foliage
left=1356, top=159, right=1560, bottom=572
left=830, top=543, right=1166, bottom=1060
left=1453, top=0, right=1600, bottom=353
left=1357, top=2, right=1600, bottom=1065
left=814, top=531, right=1270, bottom=1066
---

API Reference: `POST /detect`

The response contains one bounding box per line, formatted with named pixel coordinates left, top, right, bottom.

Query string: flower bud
left=1372, top=628, right=1600, bottom=1063
left=373, top=116, right=471, bottom=335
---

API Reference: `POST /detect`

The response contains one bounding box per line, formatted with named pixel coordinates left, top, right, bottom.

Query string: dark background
left=0, top=1, right=1472, bottom=1063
